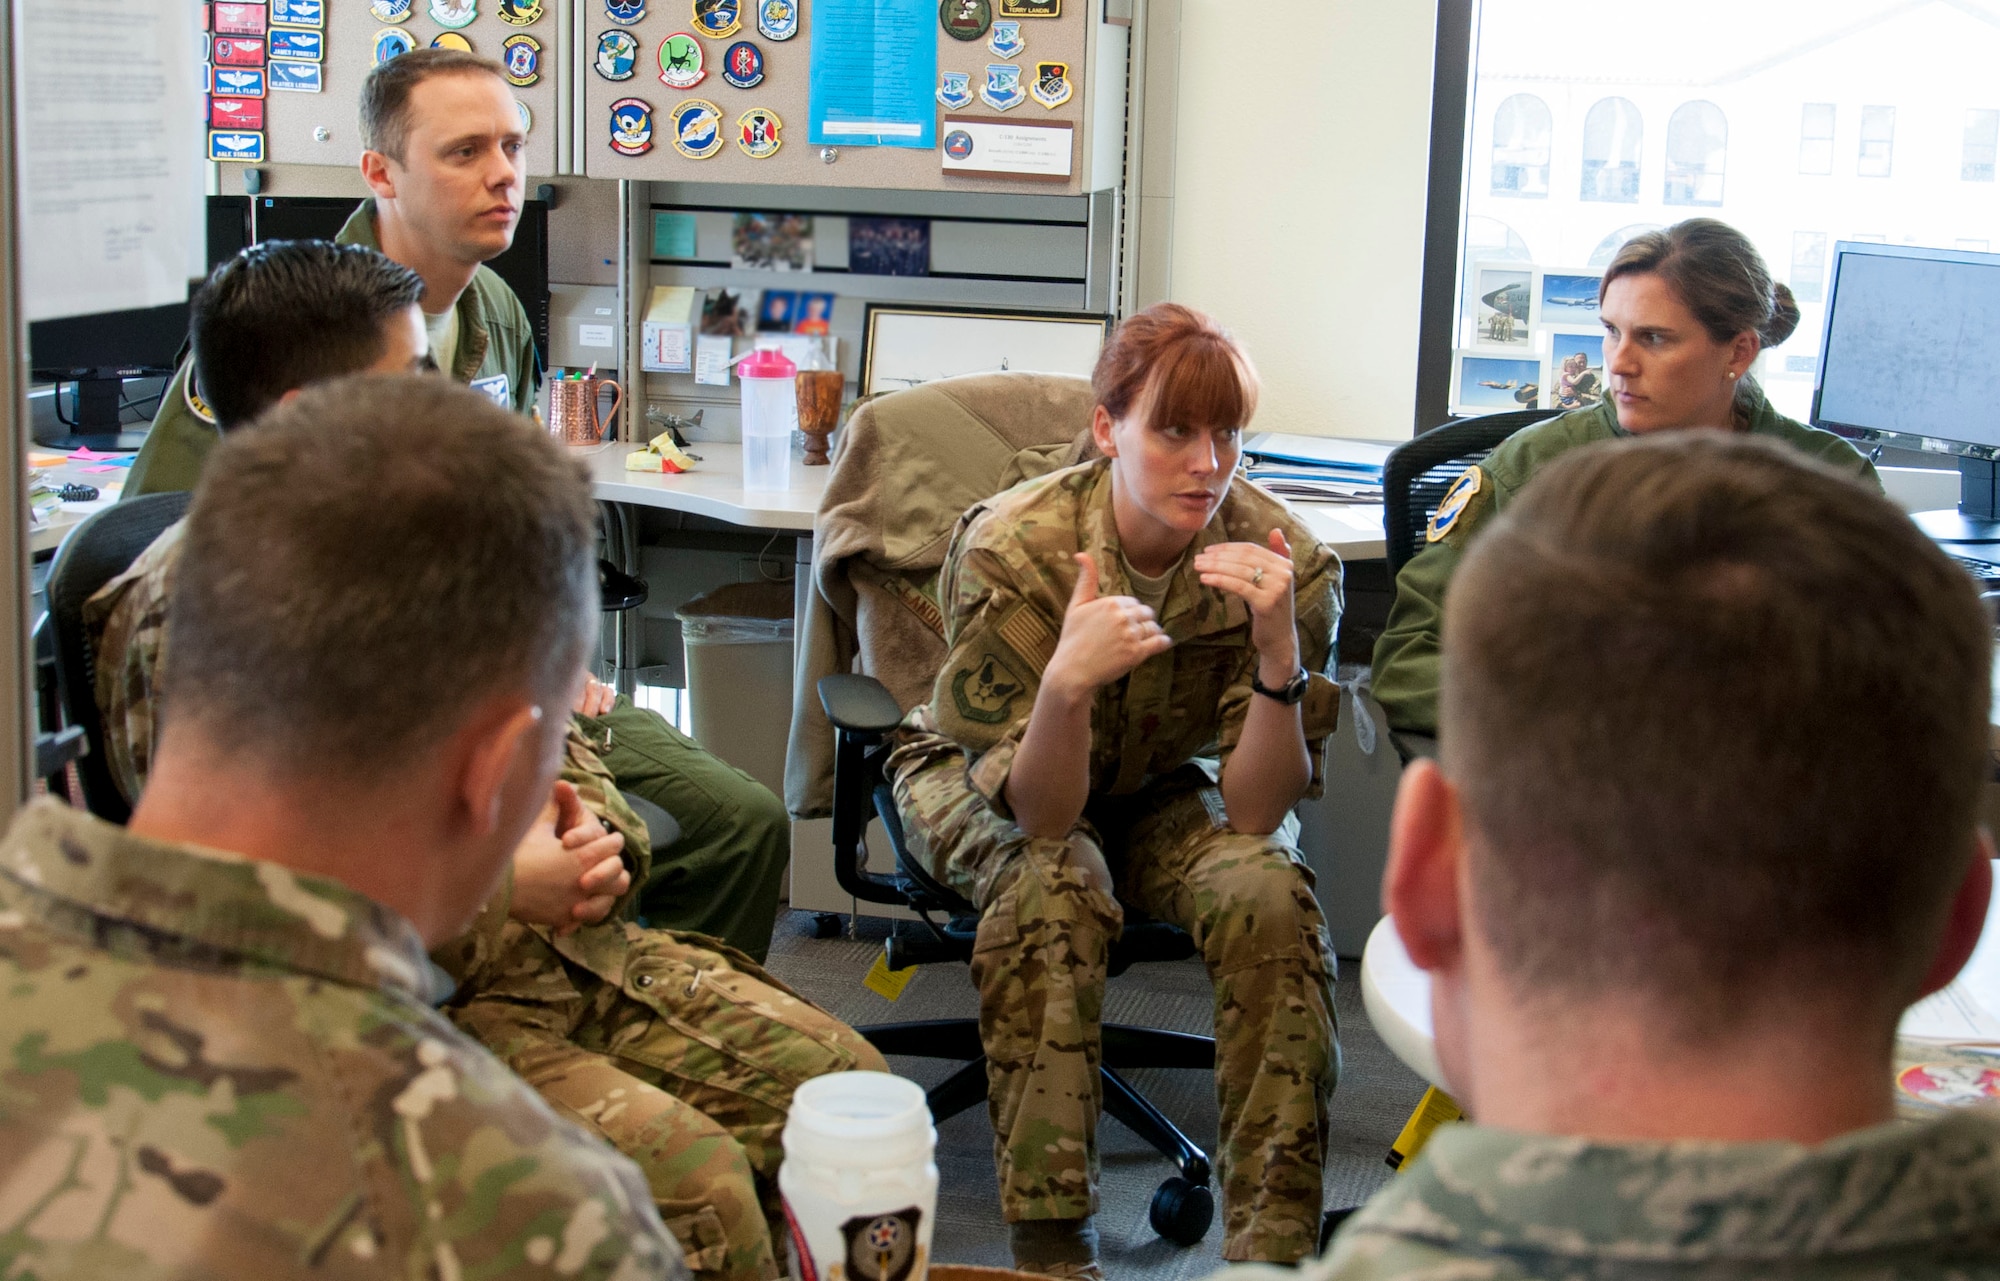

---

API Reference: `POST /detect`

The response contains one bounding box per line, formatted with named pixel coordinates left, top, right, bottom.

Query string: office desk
left=580, top=443, right=1387, bottom=559
left=579, top=442, right=824, bottom=530
left=27, top=455, right=124, bottom=557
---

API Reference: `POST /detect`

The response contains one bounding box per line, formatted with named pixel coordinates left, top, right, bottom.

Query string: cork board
left=265, top=0, right=562, bottom=178
left=581, top=0, right=1095, bottom=193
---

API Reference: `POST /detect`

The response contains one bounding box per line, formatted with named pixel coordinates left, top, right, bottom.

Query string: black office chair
left=1382, top=408, right=1556, bottom=580
left=818, top=673, right=1221, bottom=1248
left=40, top=492, right=193, bottom=822
left=1377, top=409, right=1556, bottom=764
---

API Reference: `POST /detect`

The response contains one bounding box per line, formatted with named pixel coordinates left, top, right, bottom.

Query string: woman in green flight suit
left=1372, top=218, right=1879, bottom=738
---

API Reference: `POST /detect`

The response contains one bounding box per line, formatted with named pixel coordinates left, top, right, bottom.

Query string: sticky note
left=862, top=950, right=917, bottom=1001
left=653, top=212, right=697, bottom=259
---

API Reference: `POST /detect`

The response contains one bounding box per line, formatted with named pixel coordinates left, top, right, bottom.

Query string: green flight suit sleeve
left=1370, top=470, right=1496, bottom=738
left=1370, top=540, right=1460, bottom=739
left=122, top=361, right=221, bottom=498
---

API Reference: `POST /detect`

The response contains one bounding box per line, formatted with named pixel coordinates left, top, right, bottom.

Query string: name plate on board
left=939, top=115, right=1072, bottom=181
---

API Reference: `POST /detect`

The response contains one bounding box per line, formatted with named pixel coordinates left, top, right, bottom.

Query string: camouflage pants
left=890, top=751, right=1339, bottom=1264
left=451, top=925, right=887, bottom=1281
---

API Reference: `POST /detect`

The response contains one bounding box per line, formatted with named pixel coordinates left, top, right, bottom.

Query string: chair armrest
left=1390, top=731, right=1439, bottom=765
left=819, top=673, right=905, bottom=735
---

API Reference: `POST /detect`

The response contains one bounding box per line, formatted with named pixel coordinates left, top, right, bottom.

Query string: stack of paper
left=1243, top=433, right=1391, bottom=504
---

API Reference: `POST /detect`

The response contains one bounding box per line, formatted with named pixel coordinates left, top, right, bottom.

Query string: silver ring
left=1252, top=567, right=1265, bottom=587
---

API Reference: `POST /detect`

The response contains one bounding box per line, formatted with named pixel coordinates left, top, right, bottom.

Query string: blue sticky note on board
left=653, top=212, right=697, bottom=259
left=808, top=0, right=937, bottom=149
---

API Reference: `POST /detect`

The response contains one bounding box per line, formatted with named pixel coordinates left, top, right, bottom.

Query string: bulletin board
left=581, top=0, right=1101, bottom=192
left=252, top=0, right=564, bottom=176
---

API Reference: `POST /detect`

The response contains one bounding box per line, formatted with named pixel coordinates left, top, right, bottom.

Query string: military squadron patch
left=1425, top=465, right=1483, bottom=543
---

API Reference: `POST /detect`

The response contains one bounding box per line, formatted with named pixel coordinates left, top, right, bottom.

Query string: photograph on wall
left=848, top=216, right=931, bottom=276
left=701, top=287, right=751, bottom=336
left=732, top=212, right=814, bottom=271
left=1473, top=264, right=1533, bottom=346
left=793, top=292, right=837, bottom=334
left=757, top=290, right=799, bottom=331
left=1545, top=329, right=1606, bottom=411
left=861, top=305, right=1109, bottom=396
left=1452, top=351, right=1545, bottom=413
left=1539, top=271, right=1604, bottom=325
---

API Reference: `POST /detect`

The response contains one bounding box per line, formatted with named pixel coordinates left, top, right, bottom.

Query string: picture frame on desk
left=859, top=304, right=1109, bottom=397
left=1450, top=349, right=1547, bottom=416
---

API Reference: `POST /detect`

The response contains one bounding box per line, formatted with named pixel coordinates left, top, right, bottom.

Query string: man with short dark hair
left=1269, top=433, right=2000, bottom=1278
left=0, top=377, right=685, bottom=1279
left=87, top=240, right=885, bottom=1281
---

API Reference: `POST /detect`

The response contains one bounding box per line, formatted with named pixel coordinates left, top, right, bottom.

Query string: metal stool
left=599, top=558, right=648, bottom=697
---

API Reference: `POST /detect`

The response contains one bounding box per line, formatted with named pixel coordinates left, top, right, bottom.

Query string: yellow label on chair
left=1387, top=1086, right=1463, bottom=1171
left=863, top=951, right=917, bottom=1001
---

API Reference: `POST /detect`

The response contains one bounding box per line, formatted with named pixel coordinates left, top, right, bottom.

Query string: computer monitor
left=1811, top=239, right=2000, bottom=541
left=251, top=195, right=551, bottom=364
left=26, top=196, right=252, bottom=439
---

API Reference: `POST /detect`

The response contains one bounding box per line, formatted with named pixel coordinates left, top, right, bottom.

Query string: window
left=1580, top=98, right=1642, bottom=201
left=1438, top=3, right=2000, bottom=428
left=1588, top=224, right=1663, bottom=267
left=1964, top=109, right=1998, bottom=181
left=1858, top=105, right=1895, bottom=177
left=1789, top=232, right=1827, bottom=304
left=1799, top=104, right=1834, bottom=174
left=1665, top=101, right=1728, bottom=204
left=1491, top=94, right=1552, bottom=197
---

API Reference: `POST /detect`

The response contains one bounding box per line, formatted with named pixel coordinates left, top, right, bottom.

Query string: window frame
left=1963, top=108, right=1998, bottom=182
left=1858, top=104, right=1896, bottom=178
left=1579, top=96, right=1643, bottom=203
left=1798, top=103, right=1835, bottom=176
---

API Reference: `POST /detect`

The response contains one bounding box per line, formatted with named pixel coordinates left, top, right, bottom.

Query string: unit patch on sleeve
left=1425, top=465, right=1484, bottom=544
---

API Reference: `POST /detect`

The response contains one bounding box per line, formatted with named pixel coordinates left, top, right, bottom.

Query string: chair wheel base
left=807, top=912, right=843, bottom=940
left=1149, top=1175, right=1213, bottom=1246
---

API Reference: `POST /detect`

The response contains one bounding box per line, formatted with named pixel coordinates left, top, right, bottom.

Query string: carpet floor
left=762, top=911, right=1428, bottom=1281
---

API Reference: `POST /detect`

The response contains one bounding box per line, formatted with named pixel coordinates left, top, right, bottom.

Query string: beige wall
left=1142, top=1, right=1438, bottom=441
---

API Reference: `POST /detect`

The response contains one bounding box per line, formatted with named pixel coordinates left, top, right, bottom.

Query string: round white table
left=1360, top=862, right=2000, bottom=1097
left=1359, top=915, right=1447, bottom=1091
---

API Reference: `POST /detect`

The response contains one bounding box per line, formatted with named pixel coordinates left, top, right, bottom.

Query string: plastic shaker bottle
left=739, top=342, right=798, bottom=491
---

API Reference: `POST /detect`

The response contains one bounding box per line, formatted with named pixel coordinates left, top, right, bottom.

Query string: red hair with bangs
left=1092, top=303, right=1259, bottom=434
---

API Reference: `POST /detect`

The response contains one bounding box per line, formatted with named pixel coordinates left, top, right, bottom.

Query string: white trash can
left=676, top=580, right=795, bottom=797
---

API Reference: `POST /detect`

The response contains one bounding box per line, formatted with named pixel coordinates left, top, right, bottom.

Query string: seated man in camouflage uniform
left=86, top=241, right=888, bottom=1281
left=128, top=49, right=790, bottom=962
left=1248, top=433, right=2000, bottom=1279
left=0, top=377, right=683, bottom=1279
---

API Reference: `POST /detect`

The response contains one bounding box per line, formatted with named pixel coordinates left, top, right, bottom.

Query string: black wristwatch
left=1251, top=665, right=1310, bottom=705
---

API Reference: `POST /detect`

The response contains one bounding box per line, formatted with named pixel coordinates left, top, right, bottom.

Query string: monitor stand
left=70, top=375, right=123, bottom=433
left=1913, top=456, right=2000, bottom=544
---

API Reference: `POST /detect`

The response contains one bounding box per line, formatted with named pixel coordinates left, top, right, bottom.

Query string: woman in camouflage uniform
left=887, top=304, right=1344, bottom=1277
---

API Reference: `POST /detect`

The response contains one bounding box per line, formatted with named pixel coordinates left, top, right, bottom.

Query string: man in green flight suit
left=1372, top=219, right=1879, bottom=739
left=127, top=47, right=790, bottom=962
left=126, top=48, right=537, bottom=496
